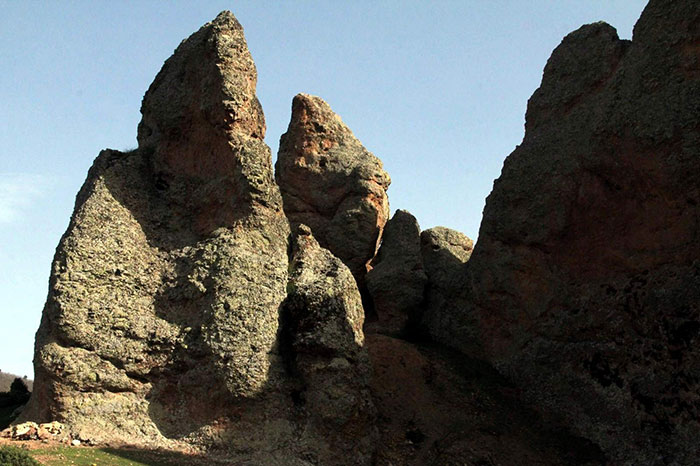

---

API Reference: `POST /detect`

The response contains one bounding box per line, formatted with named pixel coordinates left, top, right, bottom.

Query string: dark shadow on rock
left=367, top=334, right=607, bottom=465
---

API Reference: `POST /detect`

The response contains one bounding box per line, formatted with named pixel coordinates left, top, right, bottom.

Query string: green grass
left=32, top=446, right=152, bottom=466
left=30, top=446, right=220, bottom=466
left=0, top=445, right=40, bottom=466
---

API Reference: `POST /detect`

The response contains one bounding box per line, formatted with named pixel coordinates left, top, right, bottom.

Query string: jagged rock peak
left=22, top=10, right=291, bottom=448
left=276, top=93, right=391, bottom=281
left=138, top=10, right=265, bottom=150
left=525, top=22, right=628, bottom=132
left=133, top=10, right=282, bottom=235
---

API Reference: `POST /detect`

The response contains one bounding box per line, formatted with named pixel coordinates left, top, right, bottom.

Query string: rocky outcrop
left=22, top=2, right=700, bottom=465
left=418, top=227, right=474, bottom=341
left=275, top=94, right=391, bottom=281
left=420, top=227, right=474, bottom=284
left=449, top=1, right=700, bottom=463
left=23, top=11, right=290, bottom=446
left=366, top=210, right=427, bottom=335
left=283, top=225, right=376, bottom=465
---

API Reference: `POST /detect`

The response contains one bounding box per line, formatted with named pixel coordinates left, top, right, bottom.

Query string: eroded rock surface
left=366, top=210, right=427, bottom=335
left=21, top=2, right=700, bottom=465
left=275, top=94, right=391, bottom=281
left=418, top=227, right=474, bottom=342
left=367, top=334, right=605, bottom=466
left=283, top=225, right=376, bottom=465
left=454, top=1, right=700, bottom=463
left=23, top=11, right=290, bottom=446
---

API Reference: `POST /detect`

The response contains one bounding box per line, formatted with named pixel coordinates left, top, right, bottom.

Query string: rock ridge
left=429, top=0, right=700, bottom=463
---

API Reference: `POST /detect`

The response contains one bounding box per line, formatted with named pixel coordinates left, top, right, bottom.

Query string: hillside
left=0, top=372, right=32, bottom=393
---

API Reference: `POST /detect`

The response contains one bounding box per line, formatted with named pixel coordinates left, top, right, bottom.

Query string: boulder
left=276, top=94, right=391, bottom=281
left=420, top=227, right=473, bottom=285
left=418, top=227, right=473, bottom=341
left=8, top=422, right=39, bottom=440
left=366, top=210, right=427, bottom=335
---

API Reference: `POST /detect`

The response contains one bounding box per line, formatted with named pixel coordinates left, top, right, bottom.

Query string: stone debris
left=1, top=421, right=65, bottom=441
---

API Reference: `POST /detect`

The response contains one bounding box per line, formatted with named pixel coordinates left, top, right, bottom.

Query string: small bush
left=0, top=445, right=40, bottom=466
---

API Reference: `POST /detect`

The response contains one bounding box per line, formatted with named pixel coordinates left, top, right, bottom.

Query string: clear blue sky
left=0, top=1, right=647, bottom=378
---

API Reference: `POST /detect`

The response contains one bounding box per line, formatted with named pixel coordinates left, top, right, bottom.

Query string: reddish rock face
left=137, top=11, right=281, bottom=236
left=449, top=1, right=700, bottom=463
left=276, top=94, right=391, bottom=281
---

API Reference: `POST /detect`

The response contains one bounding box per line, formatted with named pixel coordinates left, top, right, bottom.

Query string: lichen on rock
left=23, top=10, right=290, bottom=446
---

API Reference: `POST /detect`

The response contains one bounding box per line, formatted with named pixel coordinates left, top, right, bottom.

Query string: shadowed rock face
left=366, top=210, right=427, bottom=335
left=447, top=0, right=700, bottom=462
left=276, top=94, right=391, bottom=282
left=419, top=227, right=474, bottom=342
left=283, top=225, right=376, bottom=465
left=23, top=11, right=291, bottom=447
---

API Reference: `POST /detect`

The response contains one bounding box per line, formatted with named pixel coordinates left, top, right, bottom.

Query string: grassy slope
left=29, top=446, right=229, bottom=466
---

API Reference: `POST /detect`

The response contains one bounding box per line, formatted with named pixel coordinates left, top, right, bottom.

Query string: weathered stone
left=9, top=422, right=39, bottom=440
left=21, top=2, right=700, bottom=465
left=366, top=210, right=427, bottom=335
left=276, top=94, right=391, bottom=281
left=283, top=224, right=377, bottom=465
left=22, top=11, right=290, bottom=447
left=421, top=227, right=473, bottom=285
left=453, top=1, right=700, bottom=463
left=417, top=227, right=473, bottom=341
left=367, top=334, right=605, bottom=466
left=39, top=421, right=63, bottom=436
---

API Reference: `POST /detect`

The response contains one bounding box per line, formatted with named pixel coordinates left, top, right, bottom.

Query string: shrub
left=0, top=445, right=40, bottom=466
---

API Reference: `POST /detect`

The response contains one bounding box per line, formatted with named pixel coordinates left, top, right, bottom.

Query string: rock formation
left=23, top=11, right=291, bottom=445
left=283, top=225, right=376, bottom=465
left=19, top=1, right=700, bottom=464
left=365, top=210, right=427, bottom=335
left=21, top=13, right=368, bottom=464
left=429, top=0, right=700, bottom=463
left=276, top=94, right=391, bottom=282
left=419, top=227, right=474, bottom=341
